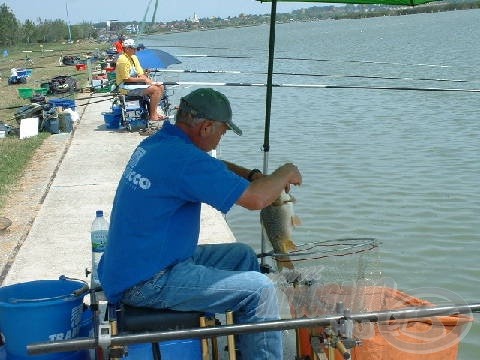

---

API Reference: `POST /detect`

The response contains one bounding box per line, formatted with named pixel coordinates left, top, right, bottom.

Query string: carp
left=260, top=191, right=301, bottom=270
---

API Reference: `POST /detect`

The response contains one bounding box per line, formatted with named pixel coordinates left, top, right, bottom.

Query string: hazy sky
left=4, top=0, right=313, bottom=24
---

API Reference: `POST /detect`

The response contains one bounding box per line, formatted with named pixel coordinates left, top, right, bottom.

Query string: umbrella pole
left=260, top=0, right=278, bottom=271
left=264, top=0, right=276, bottom=157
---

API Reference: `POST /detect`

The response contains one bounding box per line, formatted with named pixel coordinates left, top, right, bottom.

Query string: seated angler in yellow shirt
left=115, top=39, right=166, bottom=121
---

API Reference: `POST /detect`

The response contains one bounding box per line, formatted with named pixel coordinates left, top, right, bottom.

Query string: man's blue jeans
left=122, top=243, right=283, bottom=359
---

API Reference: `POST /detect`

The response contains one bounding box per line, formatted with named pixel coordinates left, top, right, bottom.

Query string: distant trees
left=0, top=4, right=19, bottom=46
left=1, top=0, right=479, bottom=46
left=22, top=20, right=36, bottom=44
left=72, top=22, right=99, bottom=41
left=0, top=2, right=98, bottom=46
left=150, top=1, right=480, bottom=33
left=35, top=19, right=70, bottom=43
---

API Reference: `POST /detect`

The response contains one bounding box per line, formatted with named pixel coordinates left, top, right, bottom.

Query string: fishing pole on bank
left=152, top=68, right=477, bottom=85
left=150, top=44, right=245, bottom=51
left=175, top=53, right=464, bottom=69
left=153, top=45, right=470, bottom=71
left=160, top=80, right=480, bottom=93
left=0, top=92, right=111, bottom=111
left=2, top=81, right=478, bottom=112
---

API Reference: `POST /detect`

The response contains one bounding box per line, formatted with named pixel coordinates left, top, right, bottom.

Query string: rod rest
left=118, top=305, right=204, bottom=332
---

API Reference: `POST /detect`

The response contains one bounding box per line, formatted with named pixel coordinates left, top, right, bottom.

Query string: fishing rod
left=153, top=68, right=476, bottom=85
left=51, top=93, right=114, bottom=107
left=152, top=69, right=242, bottom=75
left=161, top=81, right=480, bottom=93
left=276, top=56, right=455, bottom=69
left=4, top=80, right=478, bottom=112
left=177, top=54, right=251, bottom=59
left=28, top=302, right=480, bottom=354
left=75, top=93, right=113, bottom=101
left=149, top=44, right=236, bottom=51
left=149, top=44, right=460, bottom=69
left=175, top=53, right=462, bottom=69
left=76, top=97, right=113, bottom=106
left=0, top=93, right=111, bottom=111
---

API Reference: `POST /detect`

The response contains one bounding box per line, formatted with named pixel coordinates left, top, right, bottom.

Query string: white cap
left=123, top=39, right=136, bottom=48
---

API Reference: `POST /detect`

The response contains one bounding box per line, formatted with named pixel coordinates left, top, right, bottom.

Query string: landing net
left=266, top=238, right=385, bottom=318
left=273, top=237, right=378, bottom=262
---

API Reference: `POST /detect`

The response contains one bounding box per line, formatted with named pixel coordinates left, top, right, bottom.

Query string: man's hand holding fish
left=235, top=163, right=302, bottom=211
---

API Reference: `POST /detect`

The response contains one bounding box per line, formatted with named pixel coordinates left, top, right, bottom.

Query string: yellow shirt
left=115, top=54, right=145, bottom=85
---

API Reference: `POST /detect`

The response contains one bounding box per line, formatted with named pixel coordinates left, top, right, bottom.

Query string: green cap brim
left=226, top=120, right=242, bottom=136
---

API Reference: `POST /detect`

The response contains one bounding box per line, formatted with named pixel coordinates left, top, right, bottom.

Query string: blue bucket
left=111, top=105, right=122, bottom=116
left=0, top=278, right=89, bottom=360
left=103, top=112, right=121, bottom=129
left=78, top=308, right=94, bottom=360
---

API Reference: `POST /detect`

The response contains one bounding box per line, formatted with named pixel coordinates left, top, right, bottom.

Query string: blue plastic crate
left=48, top=98, right=76, bottom=110
left=16, top=68, right=32, bottom=77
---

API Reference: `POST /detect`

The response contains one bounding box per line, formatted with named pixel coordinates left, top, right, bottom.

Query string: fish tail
left=276, top=257, right=295, bottom=270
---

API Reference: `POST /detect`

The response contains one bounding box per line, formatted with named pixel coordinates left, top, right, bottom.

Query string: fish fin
left=281, top=238, right=297, bottom=252
left=291, top=215, right=302, bottom=227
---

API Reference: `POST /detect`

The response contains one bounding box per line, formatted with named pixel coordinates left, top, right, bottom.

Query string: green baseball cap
left=180, top=88, right=242, bottom=136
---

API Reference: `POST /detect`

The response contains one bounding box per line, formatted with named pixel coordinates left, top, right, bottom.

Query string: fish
left=260, top=191, right=301, bottom=270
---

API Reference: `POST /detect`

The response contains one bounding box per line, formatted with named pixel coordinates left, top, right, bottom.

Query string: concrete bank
left=3, top=94, right=235, bottom=286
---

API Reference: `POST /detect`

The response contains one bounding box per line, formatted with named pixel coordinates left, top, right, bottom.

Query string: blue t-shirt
left=98, top=121, right=249, bottom=303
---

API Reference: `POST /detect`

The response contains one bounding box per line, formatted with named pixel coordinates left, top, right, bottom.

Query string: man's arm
left=223, top=161, right=260, bottom=181
left=235, top=163, right=302, bottom=210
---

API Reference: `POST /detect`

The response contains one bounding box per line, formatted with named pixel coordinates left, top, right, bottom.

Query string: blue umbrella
left=136, top=48, right=181, bottom=70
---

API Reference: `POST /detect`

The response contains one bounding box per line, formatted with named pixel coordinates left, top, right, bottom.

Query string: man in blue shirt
left=99, top=88, right=302, bottom=359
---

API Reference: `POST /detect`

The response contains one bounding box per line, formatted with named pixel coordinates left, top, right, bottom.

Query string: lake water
left=143, top=9, right=479, bottom=359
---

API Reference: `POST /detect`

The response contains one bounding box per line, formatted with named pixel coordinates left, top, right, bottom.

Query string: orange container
left=75, top=63, right=86, bottom=71
left=285, top=286, right=472, bottom=360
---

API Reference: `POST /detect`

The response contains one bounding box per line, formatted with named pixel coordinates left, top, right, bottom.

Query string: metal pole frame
left=28, top=303, right=480, bottom=355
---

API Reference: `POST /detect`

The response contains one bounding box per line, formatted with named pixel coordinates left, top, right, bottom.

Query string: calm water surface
left=144, top=10, right=479, bottom=358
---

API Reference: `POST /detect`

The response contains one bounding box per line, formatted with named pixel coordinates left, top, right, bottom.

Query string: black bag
left=14, top=104, right=43, bottom=122
left=61, top=55, right=81, bottom=66
left=30, top=94, right=46, bottom=104
left=49, top=75, right=79, bottom=94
